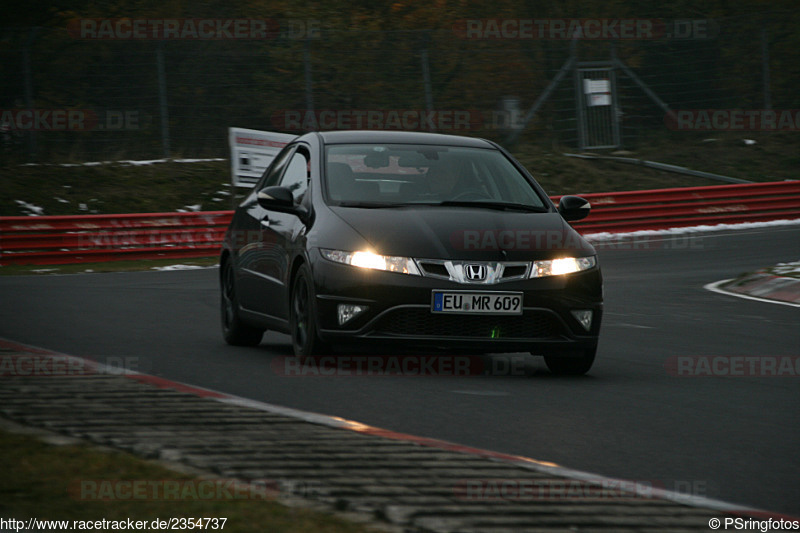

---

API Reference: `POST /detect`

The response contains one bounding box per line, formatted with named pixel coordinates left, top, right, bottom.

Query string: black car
left=220, top=130, right=602, bottom=375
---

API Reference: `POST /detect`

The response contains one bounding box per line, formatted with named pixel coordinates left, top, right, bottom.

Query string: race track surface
left=1, top=225, right=798, bottom=515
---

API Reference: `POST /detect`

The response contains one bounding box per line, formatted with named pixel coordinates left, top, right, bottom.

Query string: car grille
left=372, top=308, right=562, bottom=339
left=416, top=260, right=530, bottom=284
left=418, top=261, right=449, bottom=278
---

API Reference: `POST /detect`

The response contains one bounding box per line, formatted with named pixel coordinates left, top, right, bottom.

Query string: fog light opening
left=571, top=310, right=593, bottom=331
left=338, top=304, right=368, bottom=326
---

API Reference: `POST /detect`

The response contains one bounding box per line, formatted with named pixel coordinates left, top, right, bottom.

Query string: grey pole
left=420, top=32, right=435, bottom=131
left=304, top=38, right=314, bottom=116
left=156, top=41, right=171, bottom=158
left=22, top=27, right=39, bottom=161
left=761, top=28, right=771, bottom=111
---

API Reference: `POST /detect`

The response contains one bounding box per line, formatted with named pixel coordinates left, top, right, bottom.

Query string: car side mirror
left=257, top=186, right=294, bottom=209
left=558, top=195, right=591, bottom=222
left=257, top=186, right=310, bottom=223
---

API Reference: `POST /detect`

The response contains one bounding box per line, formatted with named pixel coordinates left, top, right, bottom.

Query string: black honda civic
left=220, top=130, right=602, bottom=374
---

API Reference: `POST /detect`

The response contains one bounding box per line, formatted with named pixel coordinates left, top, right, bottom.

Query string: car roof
left=312, top=130, right=496, bottom=148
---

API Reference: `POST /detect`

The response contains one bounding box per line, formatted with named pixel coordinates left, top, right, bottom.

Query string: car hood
left=328, top=206, right=594, bottom=261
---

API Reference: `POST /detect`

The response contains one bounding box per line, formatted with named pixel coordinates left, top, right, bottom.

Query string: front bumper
left=310, top=253, right=603, bottom=355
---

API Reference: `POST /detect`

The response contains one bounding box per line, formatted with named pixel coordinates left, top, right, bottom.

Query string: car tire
left=290, top=264, right=329, bottom=359
left=221, top=259, right=264, bottom=346
left=543, top=346, right=597, bottom=376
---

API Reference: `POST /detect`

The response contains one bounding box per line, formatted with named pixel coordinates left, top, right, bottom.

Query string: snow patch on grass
left=14, top=200, right=44, bottom=216
left=584, top=219, right=800, bottom=242
left=766, top=261, right=800, bottom=278
left=151, top=264, right=217, bottom=271
left=22, top=158, right=226, bottom=168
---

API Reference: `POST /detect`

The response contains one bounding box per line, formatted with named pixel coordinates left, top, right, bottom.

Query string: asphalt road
left=1, top=225, right=798, bottom=515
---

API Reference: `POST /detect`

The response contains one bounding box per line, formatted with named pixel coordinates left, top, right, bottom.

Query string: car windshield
left=324, top=144, right=547, bottom=209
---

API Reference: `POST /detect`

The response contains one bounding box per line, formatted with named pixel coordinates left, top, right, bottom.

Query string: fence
left=2, top=10, right=799, bottom=163
left=2, top=181, right=797, bottom=266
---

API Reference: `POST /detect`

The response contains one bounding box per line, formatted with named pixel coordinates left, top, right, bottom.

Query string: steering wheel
left=449, top=189, right=493, bottom=201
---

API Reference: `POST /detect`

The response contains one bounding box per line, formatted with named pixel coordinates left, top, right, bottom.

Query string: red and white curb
left=2, top=336, right=797, bottom=522
left=705, top=276, right=800, bottom=308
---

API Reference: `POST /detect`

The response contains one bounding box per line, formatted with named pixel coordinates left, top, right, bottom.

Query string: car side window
left=279, top=149, right=310, bottom=204
left=256, top=144, right=296, bottom=190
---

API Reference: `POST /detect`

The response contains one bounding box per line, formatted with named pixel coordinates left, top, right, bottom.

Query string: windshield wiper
left=336, top=201, right=549, bottom=212
left=435, top=201, right=549, bottom=213
left=336, top=201, right=417, bottom=208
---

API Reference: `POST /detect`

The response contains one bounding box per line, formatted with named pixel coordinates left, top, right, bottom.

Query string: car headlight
left=321, top=249, right=421, bottom=275
left=530, top=256, right=596, bottom=278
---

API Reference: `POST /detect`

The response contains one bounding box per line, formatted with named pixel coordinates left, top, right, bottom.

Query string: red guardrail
left=558, top=180, right=800, bottom=233
left=1, top=182, right=798, bottom=265
left=0, top=211, right=232, bottom=265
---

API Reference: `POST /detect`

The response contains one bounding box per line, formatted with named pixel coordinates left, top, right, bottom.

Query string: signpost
left=228, top=127, right=296, bottom=188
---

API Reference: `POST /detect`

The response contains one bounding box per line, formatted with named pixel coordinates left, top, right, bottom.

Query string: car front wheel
left=221, top=259, right=264, bottom=346
left=290, top=264, right=329, bottom=359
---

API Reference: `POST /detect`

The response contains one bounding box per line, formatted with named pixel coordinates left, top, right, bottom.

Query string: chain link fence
left=1, top=12, right=798, bottom=163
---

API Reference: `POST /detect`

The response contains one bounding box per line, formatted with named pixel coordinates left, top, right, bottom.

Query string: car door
left=241, top=145, right=311, bottom=320
left=236, top=143, right=297, bottom=314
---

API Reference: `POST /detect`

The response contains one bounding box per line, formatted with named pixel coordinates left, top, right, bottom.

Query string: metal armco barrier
left=0, top=211, right=231, bottom=265
left=557, top=180, right=800, bottom=233
left=1, top=181, right=798, bottom=266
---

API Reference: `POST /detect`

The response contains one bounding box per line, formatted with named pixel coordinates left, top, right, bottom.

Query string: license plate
left=431, top=291, right=523, bottom=315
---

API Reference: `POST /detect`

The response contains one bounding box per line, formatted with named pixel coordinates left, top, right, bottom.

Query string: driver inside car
left=427, top=163, right=459, bottom=197
left=425, top=161, right=482, bottom=199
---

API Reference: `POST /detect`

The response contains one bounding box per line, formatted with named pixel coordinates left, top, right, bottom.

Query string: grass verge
left=2, top=132, right=797, bottom=217
left=0, top=426, right=379, bottom=533
left=760, top=261, right=800, bottom=279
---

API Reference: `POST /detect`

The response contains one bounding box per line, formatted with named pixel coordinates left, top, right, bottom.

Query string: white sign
left=583, top=79, right=612, bottom=107
left=583, top=79, right=611, bottom=94
left=588, top=93, right=612, bottom=106
left=229, top=127, right=296, bottom=187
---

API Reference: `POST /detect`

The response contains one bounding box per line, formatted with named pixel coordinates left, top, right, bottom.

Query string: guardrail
left=0, top=212, right=231, bottom=265
left=556, top=180, right=800, bottom=233
left=1, top=181, right=798, bottom=266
